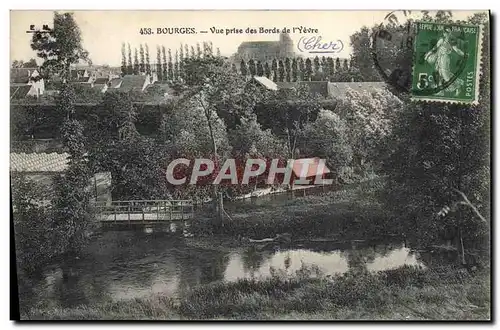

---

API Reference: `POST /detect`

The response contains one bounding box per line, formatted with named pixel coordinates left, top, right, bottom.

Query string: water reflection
left=19, top=233, right=428, bottom=310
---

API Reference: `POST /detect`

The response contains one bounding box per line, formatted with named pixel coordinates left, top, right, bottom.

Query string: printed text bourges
left=139, top=26, right=318, bottom=35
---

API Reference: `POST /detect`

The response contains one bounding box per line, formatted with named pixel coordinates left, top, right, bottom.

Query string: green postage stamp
left=411, top=21, right=483, bottom=104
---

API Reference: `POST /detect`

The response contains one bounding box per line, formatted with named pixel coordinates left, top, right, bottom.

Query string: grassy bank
left=191, top=178, right=401, bottom=240
left=22, top=265, right=490, bottom=320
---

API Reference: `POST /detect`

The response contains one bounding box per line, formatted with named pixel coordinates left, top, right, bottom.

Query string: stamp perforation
left=410, top=20, right=484, bottom=105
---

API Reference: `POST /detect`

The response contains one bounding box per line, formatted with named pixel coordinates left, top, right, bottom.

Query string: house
left=290, top=157, right=332, bottom=186
left=119, top=74, right=152, bottom=92
left=108, top=78, right=123, bottom=89
left=92, top=78, right=109, bottom=93
left=10, top=68, right=45, bottom=98
left=70, top=69, right=90, bottom=80
left=10, top=152, right=112, bottom=205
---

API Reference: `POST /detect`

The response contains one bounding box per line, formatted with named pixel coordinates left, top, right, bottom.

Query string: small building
left=290, top=157, right=332, bottom=186
left=70, top=69, right=90, bottom=80
left=92, top=78, right=109, bottom=93
left=108, top=78, right=123, bottom=89
left=10, top=68, right=45, bottom=98
left=10, top=152, right=112, bottom=205
left=249, top=76, right=278, bottom=91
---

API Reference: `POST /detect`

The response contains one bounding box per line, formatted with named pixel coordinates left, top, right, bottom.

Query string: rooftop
left=120, top=75, right=148, bottom=92
left=94, top=77, right=109, bottom=85
left=327, top=82, right=387, bottom=99
left=108, top=78, right=123, bottom=88
left=252, top=76, right=278, bottom=91
left=291, top=157, right=331, bottom=179
left=10, top=152, right=70, bottom=173
left=10, top=85, right=32, bottom=100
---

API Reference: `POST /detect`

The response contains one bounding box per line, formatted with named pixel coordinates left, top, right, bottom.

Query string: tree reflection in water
left=241, top=247, right=272, bottom=278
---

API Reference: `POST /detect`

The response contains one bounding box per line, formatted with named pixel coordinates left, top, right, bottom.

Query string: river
left=16, top=228, right=444, bottom=311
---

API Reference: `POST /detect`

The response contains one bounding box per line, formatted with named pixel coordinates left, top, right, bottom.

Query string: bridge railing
left=92, top=199, right=194, bottom=222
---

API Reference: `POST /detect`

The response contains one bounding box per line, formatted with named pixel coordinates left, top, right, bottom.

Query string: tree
left=284, top=58, right=291, bottom=82
left=52, top=117, right=93, bottom=256
left=191, top=45, right=196, bottom=58
left=350, top=26, right=382, bottom=82
left=174, top=50, right=179, bottom=80
left=133, top=48, right=139, bottom=75
left=304, top=58, right=312, bottom=81
left=12, top=60, right=24, bottom=68
left=12, top=58, right=37, bottom=68
left=167, top=48, right=173, bottom=81
left=338, top=88, right=402, bottom=173
left=25, top=58, right=38, bottom=68
left=216, top=47, right=221, bottom=57
left=248, top=59, right=256, bottom=77
left=229, top=115, right=287, bottom=158
left=162, top=46, right=168, bottom=80
left=51, top=83, right=93, bottom=260
left=139, top=44, right=145, bottom=74
left=31, top=12, right=90, bottom=81
left=271, top=58, right=278, bottom=82
left=231, top=63, right=238, bottom=74
left=12, top=174, right=57, bottom=273
left=127, top=43, right=133, bottom=75
left=121, top=43, right=127, bottom=76
left=145, top=43, right=151, bottom=75
left=179, top=44, right=184, bottom=65
left=298, top=57, right=305, bottom=81
left=278, top=60, right=285, bottom=82
left=313, top=56, right=321, bottom=80
left=255, top=85, right=321, bottom=159
left=342, top=58, right=349, bottom=72
left=381, top=12, right=490, bottom=260
left=181, top=55, right=246, bottom=224
left=321, top=56, right=327, bottom=74
left=256, top=61, right=264, bottom=76
left=291, top=58, right=298, bottom=82
left=264, top=62, right=271, bottom=79
left=300, top=109, right=353, bottom=181
left=240, top=59, right=248, bottom=77
left=196, top=43, right=202, bottom=58
left=327, top=57, right=335, bottom=81
left=87, top=90, right=140, bottom=165
left=156, top=46, right=163, bottom=81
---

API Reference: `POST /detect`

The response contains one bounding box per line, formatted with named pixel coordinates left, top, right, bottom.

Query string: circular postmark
left=371, top=11, right=469, bottom=98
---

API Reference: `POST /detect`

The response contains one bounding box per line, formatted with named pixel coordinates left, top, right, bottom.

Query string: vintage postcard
left=10, top=10, right=491, bottom=321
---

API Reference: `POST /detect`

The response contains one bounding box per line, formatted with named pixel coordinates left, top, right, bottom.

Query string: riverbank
left=191, top=178, right=401, bottom=240
left=22, top=265, right=490, bottom=320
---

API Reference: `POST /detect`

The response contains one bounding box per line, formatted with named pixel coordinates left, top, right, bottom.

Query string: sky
left=10, top=10, right=484, bottom=66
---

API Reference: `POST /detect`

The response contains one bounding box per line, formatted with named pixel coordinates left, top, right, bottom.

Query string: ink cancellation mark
left=411, top=21, right=482, bottom=104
